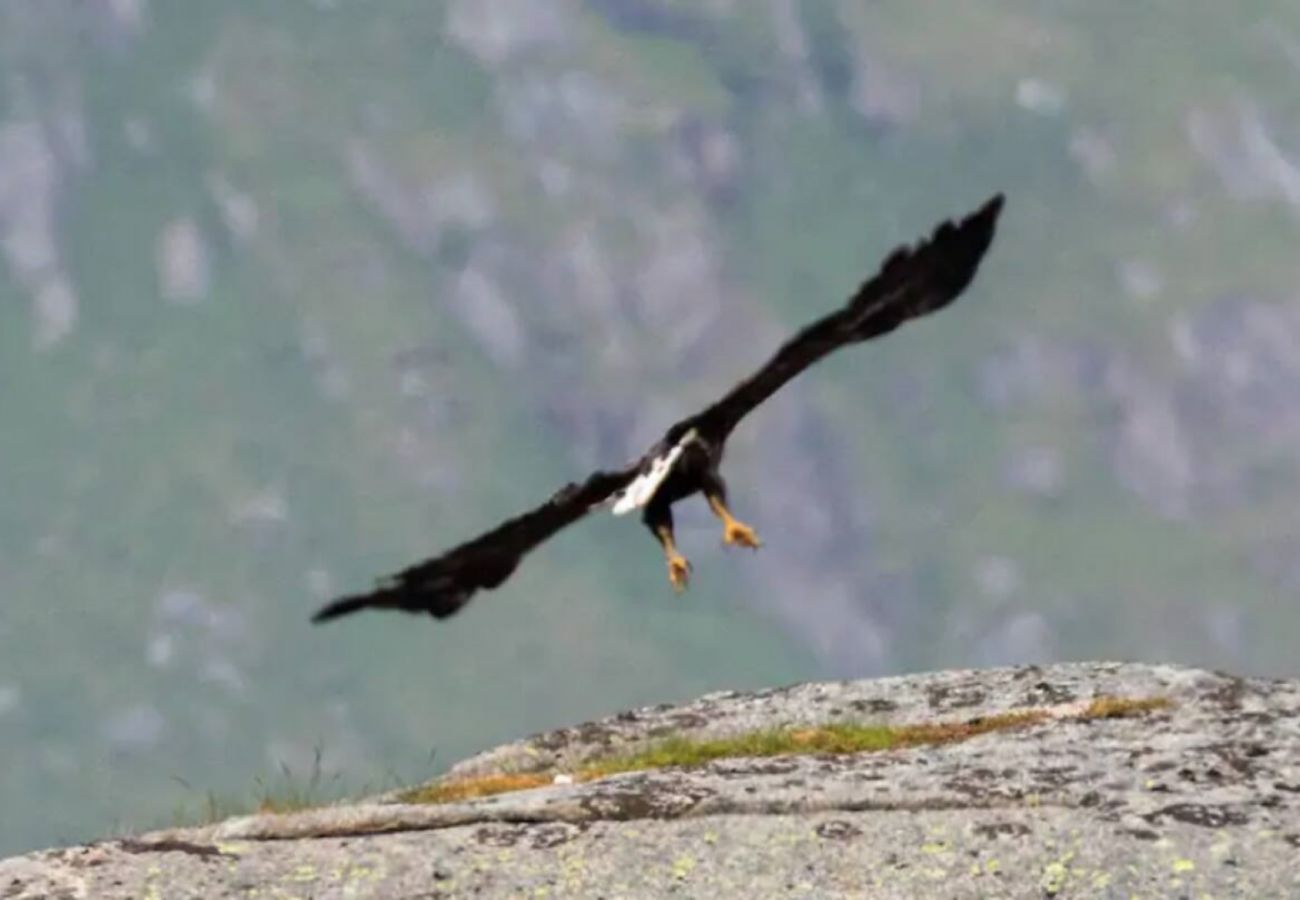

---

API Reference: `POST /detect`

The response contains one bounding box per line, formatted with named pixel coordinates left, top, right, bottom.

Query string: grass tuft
left=252, top=745, right=342, bottom=815
left=401, top=707, right=1069, bottom=805
left=583, top=709, right=1053, bottom=779
left=404, top=772, right=555, bottom=805
left=1080, top=694, right=1174, bottom=720
left=166, top=742, right=438, bottom=827
left=402, top=696, right=1173, bottom=807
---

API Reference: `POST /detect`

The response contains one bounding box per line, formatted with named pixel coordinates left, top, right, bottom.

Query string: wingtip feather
left=310, top=594, right=374, bottom=624
left=973, top=193, right=1005, bottom=229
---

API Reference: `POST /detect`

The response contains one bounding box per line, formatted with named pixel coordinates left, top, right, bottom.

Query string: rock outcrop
left=3, top=662, right=1297, bottom=898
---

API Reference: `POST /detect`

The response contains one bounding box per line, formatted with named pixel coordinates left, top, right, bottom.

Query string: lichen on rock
left=3, top=662, right=1298, bottom=898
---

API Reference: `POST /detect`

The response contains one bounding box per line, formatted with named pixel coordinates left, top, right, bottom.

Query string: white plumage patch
left=609, top=430, right=695, bottom=515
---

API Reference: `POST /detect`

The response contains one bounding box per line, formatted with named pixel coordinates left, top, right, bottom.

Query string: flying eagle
left=312, top=194, right=1003, bottom=624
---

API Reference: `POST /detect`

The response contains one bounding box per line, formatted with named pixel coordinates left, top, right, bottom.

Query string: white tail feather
left=610, top=441, right=688, bottom=515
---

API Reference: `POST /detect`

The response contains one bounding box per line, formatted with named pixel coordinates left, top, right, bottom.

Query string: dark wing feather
left=678, top=194, right=1003, bottom=444
left=312, top=465, right=640, bottom=622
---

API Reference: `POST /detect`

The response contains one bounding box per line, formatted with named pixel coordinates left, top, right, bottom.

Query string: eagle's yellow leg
left=707, top=494, right=762, bottom=550
left=655, top=523, right=692, bottom=592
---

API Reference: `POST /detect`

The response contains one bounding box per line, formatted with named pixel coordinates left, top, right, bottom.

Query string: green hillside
left=2, top=0, right=1299, bottom=854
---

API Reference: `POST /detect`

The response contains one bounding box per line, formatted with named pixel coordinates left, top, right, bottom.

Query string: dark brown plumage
left=312, top=194, right=1004, bottom=624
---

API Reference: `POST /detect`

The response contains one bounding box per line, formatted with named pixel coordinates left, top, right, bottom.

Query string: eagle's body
left=313, top=195, right=1004, bottom=624
left=608, top=430, right=698, bottom=516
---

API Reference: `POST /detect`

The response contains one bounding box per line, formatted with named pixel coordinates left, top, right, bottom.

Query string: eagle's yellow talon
left=667, top=555, right=692, bottom=592
left=708, top=494, right=761, bottom=550
left=723, top=520, right=762, bottom=550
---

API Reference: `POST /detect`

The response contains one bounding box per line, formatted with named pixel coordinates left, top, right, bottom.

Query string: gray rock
left=346, top=140, right=495, bottom=257
left=1015, top=78, right=1068, bottom=117
left=0, top=684, right=20, bottom=718
left=98, top=0, right=149, bottom=42
left=207, top=173, right=260, bottom=242
left=849, top=53, right=923, bottom=130
left=767, top=0, right=821, bottom=114
left=1188, top=103, right=1300, bottom=212
left=1069, top=126, right=1117, bottom=183
left=100, top=703, right=166, bottom=754
left=0, top=118, right=81, bottom=350
left=498, top=70, right=629, bottom=159
left=3, top=662, right=1299, bottom=898
left=1105, top=357, right=1196, bottom=520
left=445, top=0, right=575, bottom=66
left=0, top=121, right=60, bottom=279
left=156, top=216, right=211, bottom=304
left=450, top=265, right=527, bottom=370
left=32, top=274, right=78, bottom=350
left=1002, top=442, right=1066, bottom=499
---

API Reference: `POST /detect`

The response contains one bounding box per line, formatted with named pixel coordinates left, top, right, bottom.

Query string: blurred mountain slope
left=1, top=0, right=1299, bottom=854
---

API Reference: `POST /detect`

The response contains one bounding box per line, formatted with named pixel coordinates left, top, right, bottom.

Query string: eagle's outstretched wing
left=675, top=194, right=1003, bottom=445
left=312, top=465, right=640, bottom=622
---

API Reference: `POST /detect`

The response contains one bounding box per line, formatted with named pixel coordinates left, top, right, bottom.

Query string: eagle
left=312, top=194, right=1003, bottom=624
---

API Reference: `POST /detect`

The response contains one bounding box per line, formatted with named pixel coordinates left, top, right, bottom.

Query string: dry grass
left=406, top=772, right=555, bottom=804
left=1081, top=694, right=1174, bottom=719
left=403, top=696, right=1177, bottom=806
